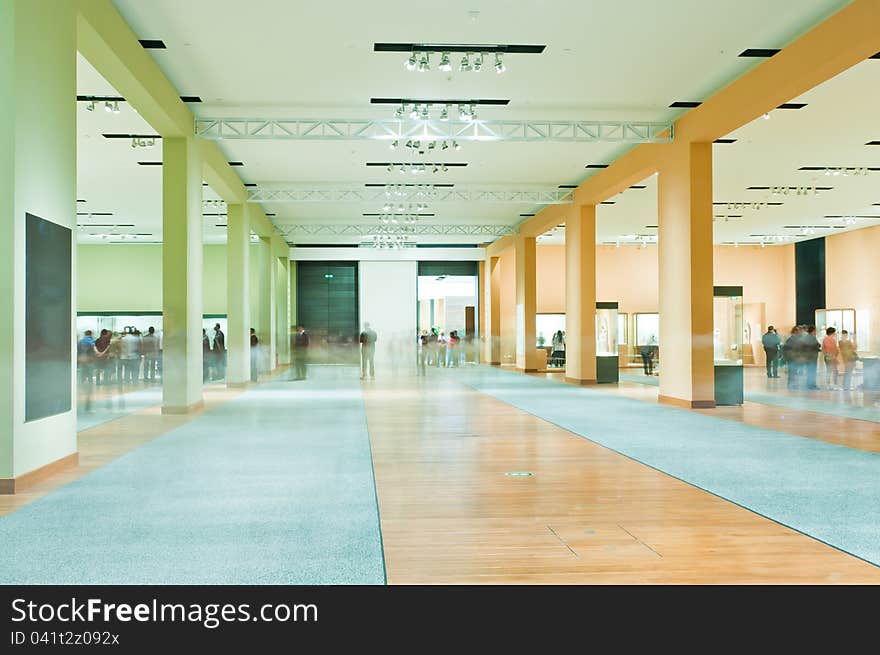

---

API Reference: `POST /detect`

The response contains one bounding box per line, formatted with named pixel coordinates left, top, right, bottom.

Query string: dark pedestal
left=715, top=365, right=743, bottom=405
left=597, top=355, right=619, bottom=384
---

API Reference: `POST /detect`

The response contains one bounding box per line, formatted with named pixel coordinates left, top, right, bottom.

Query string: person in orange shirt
left=821, top=327, right=839, bottom=390
left=838, top=330, right=859, bottom=391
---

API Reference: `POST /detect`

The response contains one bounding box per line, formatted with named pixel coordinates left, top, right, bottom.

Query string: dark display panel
left=25, top=213, right=72, bottom=421
left=795, top=237, right=826, bottom=326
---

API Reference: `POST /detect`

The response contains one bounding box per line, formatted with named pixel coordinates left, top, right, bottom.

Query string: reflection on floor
left=3, top=363, right=878, bottom=584
left=0, top=367, right=384, bottom=584
left=462, top=366, right=880, bottom=567
left=366, top=368, right=879, bottom=583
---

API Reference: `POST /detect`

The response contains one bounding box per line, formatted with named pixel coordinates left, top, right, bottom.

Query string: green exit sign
left=323, top=273, right=334, bottom=279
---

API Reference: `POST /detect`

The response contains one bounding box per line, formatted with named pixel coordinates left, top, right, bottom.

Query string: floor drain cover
left=504, top=472, right=533, bottom=477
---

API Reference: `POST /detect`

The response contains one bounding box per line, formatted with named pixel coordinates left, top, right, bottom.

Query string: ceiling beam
left=246, top=187, right=574, bottom=204
left=499, top=0, right=880, bottom=254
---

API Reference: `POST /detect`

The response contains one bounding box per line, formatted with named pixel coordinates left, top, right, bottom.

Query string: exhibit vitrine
left=596, top=302, right=619, bottom=383
left=713, top=286, right=743, bottom=405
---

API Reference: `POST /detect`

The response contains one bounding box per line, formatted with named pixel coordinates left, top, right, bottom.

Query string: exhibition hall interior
left=1, top=0, right=879, bottom=585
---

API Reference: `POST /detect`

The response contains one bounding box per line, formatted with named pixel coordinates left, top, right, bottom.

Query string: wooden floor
left=362, top=373, right=880, bottom=584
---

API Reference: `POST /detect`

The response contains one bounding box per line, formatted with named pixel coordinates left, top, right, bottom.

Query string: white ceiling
left=75, top=0, right=878, bottom=246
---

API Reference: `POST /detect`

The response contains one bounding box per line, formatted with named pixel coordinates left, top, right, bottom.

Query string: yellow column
left=658, top=142, right=715, bottom=408
left=0, top=0, right=77, bottom=486
left=488, top=256, right=502, bottom=364
left=565, top=205, right=597, bottom=384
left=162, top=137, right=204, bottom=413
left=515, top=236, right=538, bottom=371
left=258, top=237, right=276, bottom=371
left=225, top=203, right=249, bottom=386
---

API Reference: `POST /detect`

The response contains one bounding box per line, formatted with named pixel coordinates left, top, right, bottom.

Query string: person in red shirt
left=821, top=327, right=839, bottom=389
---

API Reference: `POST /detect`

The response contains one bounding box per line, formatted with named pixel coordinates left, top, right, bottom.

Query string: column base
left=515, top=367, right=538, bottom=373
left=226, top=381, right=250, bottom=389
left=0, top=452, right=79, bottom=495
left=564, top=377, right=597, bottom=386
left=489, top=361, right=502, bottom=366
left=659, top=394, right=716, bottom=409
left=161, top=399, right=205, bottom=415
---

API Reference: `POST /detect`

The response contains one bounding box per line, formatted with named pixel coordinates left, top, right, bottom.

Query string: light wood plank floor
left=362, top=374, right=880, bottom=584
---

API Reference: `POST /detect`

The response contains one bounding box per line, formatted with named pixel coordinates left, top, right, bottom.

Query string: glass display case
left=635, top=313, right=659, bottom=346
left=815, top=308, right=856, bottom=347
left=713, top=286, right=743, bottom=405
left=596, top=302, right=619, bottom=383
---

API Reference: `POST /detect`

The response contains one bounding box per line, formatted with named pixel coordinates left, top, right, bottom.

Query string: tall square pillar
left=514, top=236, right=538, bottom=372
left=487, top=256, right=502, bottom=365
left=162, top=137, right=203, bottom=413
left=658, top=143, right=715, bottom=408
left=0, top=0, right=77, bottom=489
left=565, top=205, right=597, bottom=384
left=275, top=256, right=290, bottom=366
left=225, top=203, right=250, bottom=386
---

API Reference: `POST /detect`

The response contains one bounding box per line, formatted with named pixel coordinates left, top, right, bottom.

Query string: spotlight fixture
left=395, top=105, right=404, bottom=119
left=439, top=106, right=449, bottom=121
left=459, top=53, right=471, bottom=72
left=453, top=140, right=461, bottom=150
left=408, top=105, right=419, bottom=120
left=104, top=100, right=120, bottom=114
left=495, top=53, right=506, bottom=74
left=86, top=101, right=96, bottom=112
left=417, top=52, right=430, bottom=72
left=390, top=140, right=398, bottom=150
left=405, top=53, right=417, bottom=71
left=438, top=52, right=452, bottom=72
left=762, top=112, right=770, bottom=120
left=441, top=140, right=449, bottom=150
left=420, top=105, right=429, bottom=120
left=473, top=53, right=483, bottom=72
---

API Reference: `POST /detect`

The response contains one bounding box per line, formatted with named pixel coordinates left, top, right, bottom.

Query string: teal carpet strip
left=0, top=367, right=385, bottom=584
left=619, top=372, right=880, bottom=424
left=463, top=366, right=880, bottom=566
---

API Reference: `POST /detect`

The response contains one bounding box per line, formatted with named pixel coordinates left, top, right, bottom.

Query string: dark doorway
left=296, top=261, right=359, bottom=364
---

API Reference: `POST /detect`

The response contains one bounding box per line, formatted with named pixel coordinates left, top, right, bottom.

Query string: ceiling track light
left=494, top=52, right=506, bottom=74
left=86, top=101, right=96, bottom=112
left=459, top=53, right=471, bottom=72
left=438, top=52, right=452, bottom=72
left=417, top=52, right=430, bottom=72
left=405, top=52, right=417, bottom=71
left=473, top=53, right=484, bottom=72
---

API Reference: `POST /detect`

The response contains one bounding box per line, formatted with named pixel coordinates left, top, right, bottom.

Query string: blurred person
left=119, top=328, right=141, bottom=385
left=821, top=326, right=840, bottom=389
left=142, top=326, right=160, bottom=382
left=292, top=324, right=309, bottom=380
left=77, top=330, right=97, bottom=411
left=446, top=330, right=460, bottom=367
left=202, top=328, right=211, bottom=381
left=250, top=328, right=259, bottom=382
left=418, top=330, right=429, bottom=376
left=359, top=322, right=377, bottom=380
left=437, top=331, right=448, bottom=366
left=94, top=328, right=111, bottom=385
left=551, top=330, right=566, bottom=369
left=839, top=330, right=859, bottom=391
left=428, top=328, right=440, bottom=366
left=761, top=325, right=781, bottom=378
left=212, top=323, right=226, bottom=380
left=803, top=325, right=821, bottom=390
left=782, top=326, right=801, bottom=389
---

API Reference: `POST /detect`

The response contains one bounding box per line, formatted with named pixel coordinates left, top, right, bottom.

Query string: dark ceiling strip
left=244, top=183, right=257, bottom=187
left=179, top=96, right=202, bottom=103
left=871, top=52, right=880, bottom=59
left=799, top=166, right=880, bottom=171
left=362, top=213, right=436, bottom=217
left=585, top=164, right=609, bottom=169
left=373, top=43, right=545, bottom=54
left=669, top=101, right=701, bottom=108
left=600, top=201, right=616, bottom=205
left=746, top=186, right=833, bottom=190
left=738, top=48, right=781, bottom=57
left=77, top=95, right=125, bottom=102
left=137, top=162, right=162, bottom=166
left=714, top=138, right=737, bottom=144
left=519, top=214, right=535, bottom=217
left=866, top=141, right=880, bottom=146
left=76, top=212, right=113, bottom=216
left=228, top=161, right=244, bottom=166
left=777, top=103, right=807, bottom=109
left=102, top=133, right=162, bottom=139
left=364, top=183, right=454, bottom=187
left=558, top=185, right=577, bottom=189
left=77, top=199, right=87, bottom=203
left=366, top=162, right=468, bottom=167
left=713, top=202, right=783, bottom=205
left=629, top=185, right=647, bottom=189
left=139, top=39, right=166, bottom=49
left=371, top=98, right=509, bottom=105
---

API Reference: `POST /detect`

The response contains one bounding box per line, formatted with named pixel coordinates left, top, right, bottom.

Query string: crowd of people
left=763, top=324, right=860, bottom=391
left=77, top=326, right=162, bottom=388
left=416, top=328, right=474, bottom=375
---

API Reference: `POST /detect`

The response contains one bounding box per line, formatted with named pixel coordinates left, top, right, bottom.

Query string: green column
left=161, top=137, right=203, bottom=413
left=226, top=203, right=250, bottom=385
left=275, top=256, right=290, bottom=365
left=0, top=0, right=77, bottom=485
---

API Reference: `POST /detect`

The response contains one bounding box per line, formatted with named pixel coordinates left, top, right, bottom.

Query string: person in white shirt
left=119, top=328, right=141, bottom=385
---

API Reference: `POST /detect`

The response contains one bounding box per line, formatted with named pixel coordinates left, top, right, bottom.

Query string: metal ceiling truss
left=195, top=118, right=673, bottom=143
left=281, top=224, right=517, bottom=237
left=246, top=186, right=574, bottom=204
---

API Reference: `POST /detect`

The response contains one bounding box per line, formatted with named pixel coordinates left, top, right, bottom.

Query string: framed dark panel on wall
left=25, top=213, right=72, bottom=421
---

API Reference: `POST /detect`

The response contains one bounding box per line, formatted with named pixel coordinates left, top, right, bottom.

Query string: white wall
left=358, top=261, right=417, bottom=373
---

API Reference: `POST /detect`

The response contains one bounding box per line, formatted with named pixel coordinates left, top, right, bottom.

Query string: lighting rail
left=281, top=224, right=518, bottom=237
left=245, top=187, right=574, bottom=204
left=195, top=118, right=673, bottom=143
